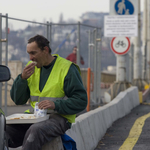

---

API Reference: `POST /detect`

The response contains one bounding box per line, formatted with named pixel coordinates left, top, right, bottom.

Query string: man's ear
left=44, top=46, right=49, bottom=53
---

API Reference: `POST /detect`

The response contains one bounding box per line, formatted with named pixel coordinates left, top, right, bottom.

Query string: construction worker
left=6, top=35, right=87, bottom=150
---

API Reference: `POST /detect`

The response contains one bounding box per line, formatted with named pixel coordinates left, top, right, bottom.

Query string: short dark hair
left=73, top=46, right=77, bottom=49
left=28, top=35, right=52, bottom=53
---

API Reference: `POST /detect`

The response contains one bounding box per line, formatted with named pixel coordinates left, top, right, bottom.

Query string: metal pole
left=144, top=41, right=147, bottom=80
left=90, top=32, right=94, bottom=71
left=147, top=0, right=150, bottom=81
left=117, top=55, right=126, bottom=81
left=88, top=30, right=91, bottom=68
left=93, top=29, right=97, bottom=103
left=50, top=22, right=52, bottom=45
left=97, top=29, right=101, bottom=103
left=46, top=21, right=50, bottom=40
left=89, top=31, right=94, bottom=102
left=125, top=51, right=130, bottom=82
left=5, top=13, right=8, bottom=116
left=0, top=13, right=2, bottom=108
left=0, top=13, right=2, bottom=64
left=116, top=54, right=118, bottom=81
left=126, top=43, right=132, bottom=83
left=133, top=0, right=142, bottom=80
left=96, top=29, right=99, bottom=103
left=129, top=43, right=134, bottom=83
left=77, top=22, right=80, bottom=67
left=142, top=0, right=147, bottom=80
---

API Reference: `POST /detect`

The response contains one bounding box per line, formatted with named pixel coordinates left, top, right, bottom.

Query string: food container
left=6, top=113, right=49, bottom=124
left=34, top=102, right=47, bottom=118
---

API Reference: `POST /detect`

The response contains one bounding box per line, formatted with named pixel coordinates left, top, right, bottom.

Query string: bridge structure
left=1, top=3, right=150, bottom=149
left=6, top=84, right=150, bottom=150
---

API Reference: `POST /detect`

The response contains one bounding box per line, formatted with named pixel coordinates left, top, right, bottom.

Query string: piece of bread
left=32, top=61, right=37, bottom=65
left=9, top=115, right=36, bottom=120
left=10, top=117, right=20, bottom=120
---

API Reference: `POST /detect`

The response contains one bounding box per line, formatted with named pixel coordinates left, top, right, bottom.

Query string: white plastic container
left=34, top=102, right=47, bottom=118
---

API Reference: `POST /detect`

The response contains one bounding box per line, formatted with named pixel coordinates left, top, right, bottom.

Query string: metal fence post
left=77, top=22, right=80, bottom=67
left=47, top=21, right=50, bottom=41
left=93, top=28, right=97, bottom=103
left=0, top=13, right=2, bottom=108
left=96, top=29, right=101, bottom=104
left=50, top=22, right=52, bottom=45
left=88, top=30, right=91, bottom=68
left=4, top=13, right=8, bottom=115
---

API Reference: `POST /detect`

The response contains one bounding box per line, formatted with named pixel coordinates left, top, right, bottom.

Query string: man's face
left=73, top=48, right=77, bottom=54
left=26, top=42, right=47, bottom=68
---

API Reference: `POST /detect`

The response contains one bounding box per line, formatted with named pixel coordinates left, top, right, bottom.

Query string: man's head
left=27, top=35, right=53, bottom=68
left=73, top=46, right=77, bottom=54
left=28, top=34, right=51, bottom=53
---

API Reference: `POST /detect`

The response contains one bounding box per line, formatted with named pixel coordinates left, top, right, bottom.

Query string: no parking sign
left=110, top=37, right=130, bottom=55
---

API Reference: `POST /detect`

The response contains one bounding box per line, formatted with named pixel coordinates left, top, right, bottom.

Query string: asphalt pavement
left=94, top=96, right=150, bottom=150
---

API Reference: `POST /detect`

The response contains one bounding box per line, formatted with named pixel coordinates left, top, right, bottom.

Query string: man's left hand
left=38, top=100, right=55, bottom=110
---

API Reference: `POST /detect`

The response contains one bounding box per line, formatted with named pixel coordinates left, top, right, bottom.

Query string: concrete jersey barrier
left=66, top=86, right=140, bottom=150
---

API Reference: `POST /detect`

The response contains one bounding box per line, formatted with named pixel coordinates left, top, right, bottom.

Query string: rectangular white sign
left=104, top=15, right=138, bottom=37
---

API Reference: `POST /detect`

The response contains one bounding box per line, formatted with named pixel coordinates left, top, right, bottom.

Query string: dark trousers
left=6, top=114, right=70, bottom=150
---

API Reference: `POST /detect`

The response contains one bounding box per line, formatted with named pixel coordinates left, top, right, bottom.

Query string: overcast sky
left=0, top=0, right=144, bottom=30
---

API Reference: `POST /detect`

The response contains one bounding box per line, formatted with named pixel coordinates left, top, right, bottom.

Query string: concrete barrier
left=66, top=86, right=140, bottom=150
left=32, top=86, right=141, bottom=150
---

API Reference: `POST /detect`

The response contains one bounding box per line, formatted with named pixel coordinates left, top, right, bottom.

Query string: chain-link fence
left=0, top=13, right=104, bottom=115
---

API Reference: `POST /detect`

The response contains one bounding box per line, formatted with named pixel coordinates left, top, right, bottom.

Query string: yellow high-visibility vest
left=25, top=54, right=80, bottom=123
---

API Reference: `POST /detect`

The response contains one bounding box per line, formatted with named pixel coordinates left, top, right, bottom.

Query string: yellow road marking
left=142, top=102, right=150, bottom=105
left=119, top=112, right=150, bottom=150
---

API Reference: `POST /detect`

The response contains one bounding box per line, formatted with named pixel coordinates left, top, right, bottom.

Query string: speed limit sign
left=110, top=37, right=130, bottom=55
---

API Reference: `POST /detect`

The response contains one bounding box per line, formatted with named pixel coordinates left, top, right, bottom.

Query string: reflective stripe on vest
left=30, top=96, right=65, bottom=102
left=26, top=54, right=80, bottom=123
left=29, top=96, right=65, bottom=114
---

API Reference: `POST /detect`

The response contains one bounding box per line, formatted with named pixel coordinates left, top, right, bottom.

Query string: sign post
left=104, top=0, right=139, bottom=102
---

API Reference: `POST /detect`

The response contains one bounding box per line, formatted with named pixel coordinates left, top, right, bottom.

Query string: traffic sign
left=104, top=15, right=137, bottom=37
left=115, top=0, right=134, bottom=15
left=109, top=0, right=138, bottom=15
left=110, top=37, right=130, bottom=55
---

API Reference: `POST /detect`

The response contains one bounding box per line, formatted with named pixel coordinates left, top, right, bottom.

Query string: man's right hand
left=21, top=62, right=36, bottom=80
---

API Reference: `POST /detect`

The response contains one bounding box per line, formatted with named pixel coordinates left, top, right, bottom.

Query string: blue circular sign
left=115, top=0, right=134, bottom=15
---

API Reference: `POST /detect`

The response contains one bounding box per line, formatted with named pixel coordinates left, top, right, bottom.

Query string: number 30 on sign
left=110, top=37, right=130, bottom=55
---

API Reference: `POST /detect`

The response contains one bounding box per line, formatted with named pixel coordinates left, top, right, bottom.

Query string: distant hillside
left=4, top=12, right=116, bottom=70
